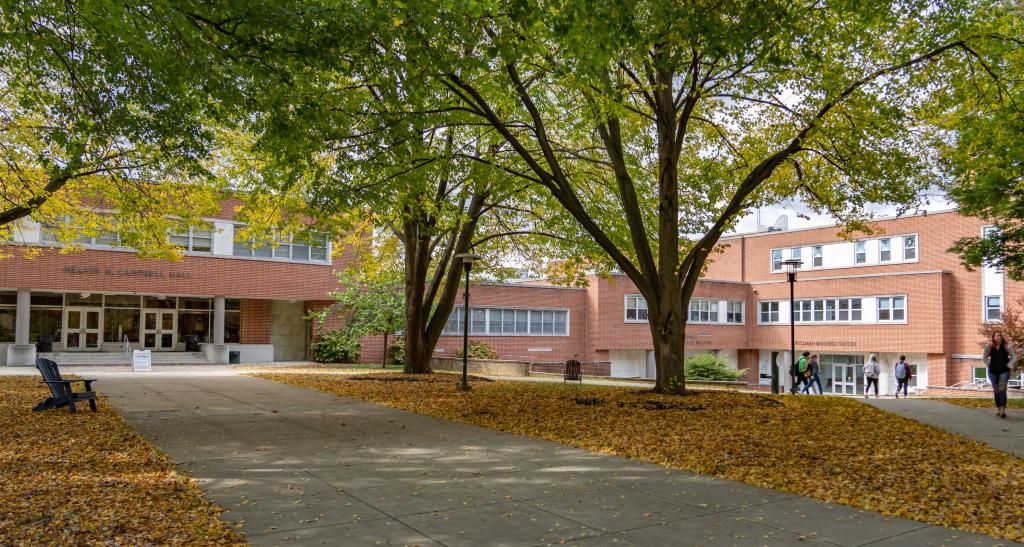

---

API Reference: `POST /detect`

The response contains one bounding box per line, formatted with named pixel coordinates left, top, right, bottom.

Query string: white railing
left=123, top=335, right=132, bottom=355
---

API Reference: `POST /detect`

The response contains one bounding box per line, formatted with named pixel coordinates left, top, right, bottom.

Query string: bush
left=684, top=353, right=743, bottom=381
left=311, top=329, right=361, bottom=363
left=389, top=337, right=405, bottom=365
left=453, top=341, right=499, bottom=360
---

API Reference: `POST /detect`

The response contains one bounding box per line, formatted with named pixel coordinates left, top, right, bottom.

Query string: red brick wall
left=0, top=246, right=344, bottom=301
left=240, top=299, right=271, bottom=344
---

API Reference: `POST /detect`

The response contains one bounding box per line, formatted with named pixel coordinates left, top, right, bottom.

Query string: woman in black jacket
left=982, top=331, right=1017, bottom=418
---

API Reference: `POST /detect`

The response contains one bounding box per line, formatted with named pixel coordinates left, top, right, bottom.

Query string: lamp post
left=453, top=252, right=482, bottom=391
left=782, top=258, right=803, bottom=395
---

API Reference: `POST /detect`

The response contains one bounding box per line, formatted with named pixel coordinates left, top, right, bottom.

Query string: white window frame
left=170, top=226, right=213, bottom=253
left=985, top=295, right=1003, bottom=322
left=877, top=296, right=907, bottom=323
left=759, top=301, right=780, bottom=324
left=444, top=306, right=570, bottom=336
left=771, top=249, right=783, bottom=272
left=233, top=230, right=330, bottom=263
left=879, top=238, right=891, bottom=262
left=854, top=241, right=867, bottom=264
left=726, top=301, right=744, bottom=324
left=812, top=245, right=823, bottom=268
left=903, top=235, right=917, bottom=261
left=624, top=294, right=648, bottom=323
left=688, top=299, right=719, bottom=323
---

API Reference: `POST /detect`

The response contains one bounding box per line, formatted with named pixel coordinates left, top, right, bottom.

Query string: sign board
left=132, top=350, right=152, bottom=372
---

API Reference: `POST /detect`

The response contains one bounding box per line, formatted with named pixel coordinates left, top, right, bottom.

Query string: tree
left=1, top=1, right=230, bottom=256
left=311, top=243, right=405, bottom=367
left=328, top=0, right=1018, bottom=392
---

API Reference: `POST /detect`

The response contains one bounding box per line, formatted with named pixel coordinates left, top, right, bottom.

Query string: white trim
left=768, top=232, right=920, bottom=274
left=723, top=207, right=959, bottom=239
left=749, top=269, right=947, bottom=285
left=441, top=305, right=571, bottom=337
left=624, top=294, right=649, bottom=323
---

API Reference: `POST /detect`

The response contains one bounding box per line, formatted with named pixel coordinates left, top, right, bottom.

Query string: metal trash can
left=184, top=335, right=200, bottom=352
left=228, top=350, right=241, bottom=364
left=36, top=335, right=53, bottom=353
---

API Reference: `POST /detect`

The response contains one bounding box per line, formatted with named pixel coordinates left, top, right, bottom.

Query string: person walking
left=982, top=331, right=1017, bottom=418
left=863, top=354, right=881, bottom=398
left=793, top=351, right=810, bottom=394
left=802, top=353, right=823, bottom=395
left=894, top=355, right=911, bottom=399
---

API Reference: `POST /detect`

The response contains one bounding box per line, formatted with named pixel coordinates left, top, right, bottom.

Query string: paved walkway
left=861, top=397, right=1024, bottom=458
left=91, top=373, right=1011, bottom=547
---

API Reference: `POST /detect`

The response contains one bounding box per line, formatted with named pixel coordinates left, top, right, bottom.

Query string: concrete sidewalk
left=91, top=374, right=1011, bottom=547
left=861, top=397, right=1024, bottom=458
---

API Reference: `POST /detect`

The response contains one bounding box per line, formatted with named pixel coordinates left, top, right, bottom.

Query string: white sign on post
left=132, top=350, right=152, bottom=372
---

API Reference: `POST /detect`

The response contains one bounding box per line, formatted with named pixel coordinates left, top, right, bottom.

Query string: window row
left=771, top=235, right=917, bottom=271
left=443, top=307, right=569, bottom=336
left=625, top=295, right=743, bottom=324
left=758, top=296, right=905, bottom=324
left=233, top=232, right=329, bottom=262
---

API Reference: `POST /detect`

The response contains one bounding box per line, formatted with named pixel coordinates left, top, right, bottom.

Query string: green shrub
left=311, top=329, right=361, bottom=363
left=389, top=337, right=405, bottom=365
left=453, top=341, right=499, bottom=360
left=684, top=353, right=743, bottom=381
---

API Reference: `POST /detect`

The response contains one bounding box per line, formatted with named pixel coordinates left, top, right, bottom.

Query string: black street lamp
left=782, top=258, right=803, bottom=394
left=453, top=252, right=482, bottom=391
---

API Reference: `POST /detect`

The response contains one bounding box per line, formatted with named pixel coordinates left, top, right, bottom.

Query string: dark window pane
left=0, top=291, right=17, bottom=306
left=225, top=311, right=241, bottom=343
left=31, top=293, right=64, bottom=307
left=178, top=298, right=212, bottom=310
left=104, top=295, right=141, bottom=308
left=67, top=293, right=103, bottom=306
left=104, top=309, right=140, bottom=343
left=144, top=296, right=176, bottom=309
left=29, top=308, right=62, bottom=342
left=225, top=299, right=241, bottom=311
left=0, top=309, right=15, bottom=342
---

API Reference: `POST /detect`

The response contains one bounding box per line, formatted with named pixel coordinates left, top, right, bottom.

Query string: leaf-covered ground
left=0, top=377, right=243, bottom=545
left=939, top=397, right=1024, bottom=410
left=251, top=372, right=1024, bottom=542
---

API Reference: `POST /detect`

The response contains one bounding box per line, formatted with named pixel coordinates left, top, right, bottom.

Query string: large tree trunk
left=649, top=287, right=687, bottom=394
left=402, top=213, right=434, bottom=374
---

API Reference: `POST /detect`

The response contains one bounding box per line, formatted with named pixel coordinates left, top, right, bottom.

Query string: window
left=790, top=247, right=802, bottom=262
left=771, top=249, right=783, bottom=272
left=625, top=295, right=648, bottom=322
left=726, top=301, right=743, bottom=324
left=41, top=216, right=124, bottom=248
left=854, top=241, right=866, bottom=264
left=812, top=246, right=823, bottom=268
left=29, top=292, right=62, bottom=344
left=443, top=307, right=569, bottom=336
left=104, top=294, right=141, bottom=343
left=759, top=301, right=780, bottom=323
left=985, top=296, right=1002, bottom=322
left=879, top=238, right=891, bottom=262
left=973, top=366, right=989, bottom=383
left=689, top=299, right=719, bottom=323
left=825, top=299, right=836, bottom=321
left=170, top=227, right=213, bottom=253
left=795, top=300, right=813, bottom=322
left=0, top=291, right=15, bottom=343
left=878, top=296, right=906, bottom=322
left=903, top=235, right=917, bottom=260
left=233, top=230, right=329, bottom=262
left=837, top=298, right=863, bottom=321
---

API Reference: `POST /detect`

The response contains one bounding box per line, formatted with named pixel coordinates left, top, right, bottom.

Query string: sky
left=730, top=194, right=957, bottom=235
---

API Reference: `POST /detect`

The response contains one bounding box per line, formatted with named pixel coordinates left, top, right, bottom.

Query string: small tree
left=684, top=354, right=743, bottom=382
left=979, top=296, right=1024, bottom=367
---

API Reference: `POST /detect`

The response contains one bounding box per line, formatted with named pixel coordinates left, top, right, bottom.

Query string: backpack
left=895, top=362, right=907, bottom=380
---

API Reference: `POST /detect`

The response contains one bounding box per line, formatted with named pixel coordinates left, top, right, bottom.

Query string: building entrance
left=823, top=354, right=864, bottom=395
left=142, top=309, right=177, bottom=350
left=63, top=307, right=102, bottom=351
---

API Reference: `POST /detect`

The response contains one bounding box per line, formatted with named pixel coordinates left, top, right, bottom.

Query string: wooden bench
left=564, top=359, right=583, bottom=384
left=33, top=358, right=98, bottom=413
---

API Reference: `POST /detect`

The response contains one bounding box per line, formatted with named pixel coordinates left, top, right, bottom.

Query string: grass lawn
left=251, top=372, right=1024, bottom=542
left=0, top=377, right=242, bottom=545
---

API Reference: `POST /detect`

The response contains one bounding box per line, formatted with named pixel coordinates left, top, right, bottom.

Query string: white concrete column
left=14, top=288, right=30, bottom=345
left=204, top=295, right=229, bottom=364
left=213, top=296, right=226, bottom=345
left=7, top=288, right=36, bottom=366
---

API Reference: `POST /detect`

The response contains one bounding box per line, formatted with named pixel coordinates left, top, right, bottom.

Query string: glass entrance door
left=832, top=364, right=858, bottom=395
left=63, top=308, right=102, bottom=351
left=142, top=309, right=177, bottom=350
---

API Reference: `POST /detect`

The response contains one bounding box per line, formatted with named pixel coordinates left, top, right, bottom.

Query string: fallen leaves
left=250, top=372, right=1024, bottom=543
left=0, top=377, right=243, bottom=545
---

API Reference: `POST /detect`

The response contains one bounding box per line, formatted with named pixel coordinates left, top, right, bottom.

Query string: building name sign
left=63, top=265, right=191, bottom=279
left=796, top=340, right=857, bottom=348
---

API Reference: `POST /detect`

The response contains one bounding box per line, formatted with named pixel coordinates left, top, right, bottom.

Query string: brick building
left=371, top=209, right=1011, bottom=394
left=0, top=201, right=346, bottom=366
left=1, top=205, right=1013, bottom=395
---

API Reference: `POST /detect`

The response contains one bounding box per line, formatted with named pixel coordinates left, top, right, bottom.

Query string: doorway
left=142, top=309, right=177, bottom=350
left=63, top=308, right=102, bottom=351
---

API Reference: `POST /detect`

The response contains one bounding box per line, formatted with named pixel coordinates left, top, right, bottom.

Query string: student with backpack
left=863, top=354, right=881, bottom=398
left=802, top=353, right=823, bottom=395
left=894, top=355, right=912, bottom=399
left=793, top=351, right=810, bottom=394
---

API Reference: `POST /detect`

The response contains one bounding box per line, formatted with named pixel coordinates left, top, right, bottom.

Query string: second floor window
left=986, top=296, right=1002, bottom=322
left=726, top=301, right=744, bottom=324
left=625, top=295, right=648, bottom=322
left=879, top=238, right=891, bottom=262
left=234, top=231, right=329, bottom=262
left=689, top=299, right=719, bottom=323
left=170, top=227, right=213, bottom=253
left=444, top=306, right=568, bottom=335
left=41, top=216, right=123, bottom=248
left=812, top=246, right=823, bottom=268
left=877, top=296, right=906, bottom=321
left=903, top=235, right=917, bottom=260
left=771, top=249, right=783, bottom=271
left=854, top=241, right=867, bottom=264
left=759, top=301, right=780, bottom=323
